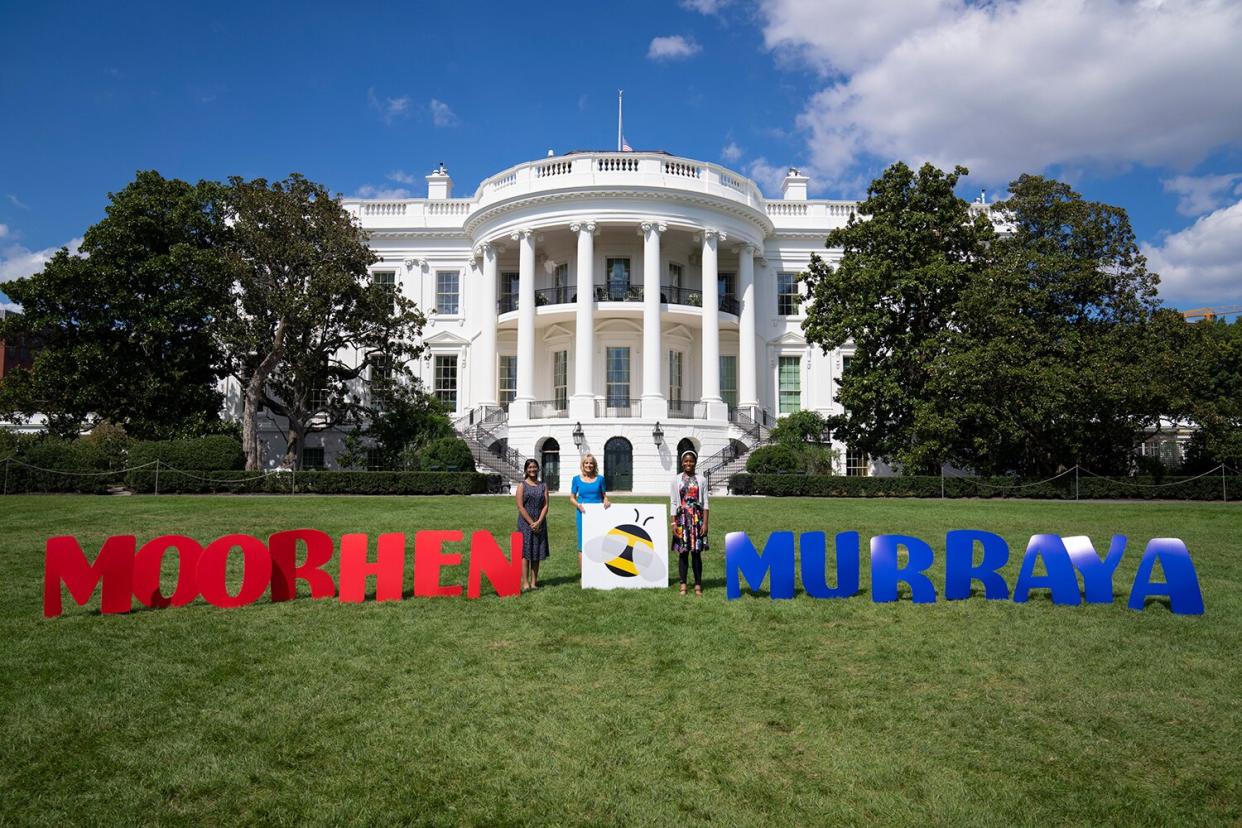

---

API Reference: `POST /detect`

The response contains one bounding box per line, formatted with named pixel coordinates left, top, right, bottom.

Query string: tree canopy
left=802, top=162, right=1193, bottom=477
left=0, top=171, right=232, bottom=438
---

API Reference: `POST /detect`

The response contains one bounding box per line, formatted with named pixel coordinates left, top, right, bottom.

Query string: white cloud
left=0, top=300, right=20, bottom=313
left=0, top=237, right=84, bottom=283
left=681, top=0, right=731, bottom=13
left=387, top=170, right=419, bottom=185
left=760, top=0, right=1242, bottom=189
left=722, top=141, right=743, bottom=163
left=1163, top=173, right=1242, bottom=217
left=0, top=224, right=8, bottom=239
left=648, top=35, right=702, bottom=61
left=367, top=87, right=413, bottom=125
left=746, top=157, right=789, bottom=197
left=353, top=185, right=413, bottom=200
left=1143, top=199, right=1242, bottom=306
left=7, top=194, right=29, bottom=210
left=429, top=98, right=458, bottom=128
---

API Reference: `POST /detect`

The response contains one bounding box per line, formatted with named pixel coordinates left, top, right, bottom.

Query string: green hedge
left=128, top=436, right=245, bottom=471
left=746, top=445, right=803, bottom=474
left=747, top=474, right=1242, bottom=500
left=124, top=469, right=488, bottom=495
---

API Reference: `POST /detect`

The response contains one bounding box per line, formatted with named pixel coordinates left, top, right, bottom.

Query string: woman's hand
left=577, top=503, right=586, bottom=513
left=603, top=497, right=611, bottom=509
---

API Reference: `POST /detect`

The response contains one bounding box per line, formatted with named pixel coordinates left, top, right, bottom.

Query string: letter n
left=467, top=531, right=522, bottom=598
left=44, top=535, right=135, bottom=618
left=725, top=531, right=795, bottom=599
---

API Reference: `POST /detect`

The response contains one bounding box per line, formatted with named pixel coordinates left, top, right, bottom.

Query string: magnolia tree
left=218, top=175, right=427, bottom=470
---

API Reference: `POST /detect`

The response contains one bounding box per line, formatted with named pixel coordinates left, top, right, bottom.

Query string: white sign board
left=581, top=503, right=669, bottom=590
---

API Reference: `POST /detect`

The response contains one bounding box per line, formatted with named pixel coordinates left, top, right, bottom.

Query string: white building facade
left=285, top=152, right=871, bottom=493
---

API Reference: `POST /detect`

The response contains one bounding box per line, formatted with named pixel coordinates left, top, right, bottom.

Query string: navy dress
left=517, top=481, right=550, bottom=561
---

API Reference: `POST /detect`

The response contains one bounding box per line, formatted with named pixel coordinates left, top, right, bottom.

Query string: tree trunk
left=242, top=320, right=288, bottom=471
left=284, top=421, right=306, bottom=470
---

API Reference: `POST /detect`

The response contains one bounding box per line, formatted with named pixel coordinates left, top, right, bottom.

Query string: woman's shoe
left=694, top=584, right=703, bottom=597
left=679, top=583, right=687, bottom=596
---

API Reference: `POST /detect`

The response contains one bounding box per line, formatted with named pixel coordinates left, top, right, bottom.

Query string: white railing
left=663, top=161, right=701, bottom=178
left=490, top=172, right=517, bottom=191
left=363, top=202, right=407, bottom=217
left=767, top=202, right=808, bottom=217
left=426, top=200, right=472, bottom=216
left=536, top=160, right=573, bottom=177
left=596, top=156, right=639, bottom=172
left=826, top=202, right=856, bottom=217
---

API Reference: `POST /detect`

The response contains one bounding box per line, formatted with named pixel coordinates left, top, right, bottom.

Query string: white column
left=474, top=243, right=499, bottom=408
left=701, top=228, right=727, bottom=421
left=737, top=242, right=758, bottom=410
left=641, top=221, right=667, bottom=419
left=570, top=220, right=596, bottom=420
left=511, top=228, right=535, bottom=423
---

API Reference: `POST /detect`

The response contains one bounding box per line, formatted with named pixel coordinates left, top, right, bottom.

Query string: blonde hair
left=580, top=453, right=599, bottom=475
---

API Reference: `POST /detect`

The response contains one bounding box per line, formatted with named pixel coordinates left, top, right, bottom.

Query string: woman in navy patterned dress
left=516, top=458, right=550, bottom=591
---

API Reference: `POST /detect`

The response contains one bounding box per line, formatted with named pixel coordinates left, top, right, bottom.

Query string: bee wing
left=631, top=544, right=667, bottom=582
left=584, top=533, right=629, bottom=563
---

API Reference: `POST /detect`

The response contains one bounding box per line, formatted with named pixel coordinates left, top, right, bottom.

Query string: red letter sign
left=269, top=529, right=337, bottom=601
left=414, top=530, right=464, bottom=597
left=43, top=535, right=136, bottom=618
left=197, top=534, right=272, bottom=609
left=467, top=531, right=523, bottom=598
left=133, top=535, right=202, bottom=608
left=338, top=533, right=405, bottom=603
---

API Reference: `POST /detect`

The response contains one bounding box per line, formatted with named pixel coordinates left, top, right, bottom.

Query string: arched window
left=676, top=437, right=697, bottom=459
left=604, top=436, right=633, bottom=492
left=540, top=438, right=561, bottom=491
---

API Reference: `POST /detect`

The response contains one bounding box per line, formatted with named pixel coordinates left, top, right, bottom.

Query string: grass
left=1, top=495, right=1239, bottom=826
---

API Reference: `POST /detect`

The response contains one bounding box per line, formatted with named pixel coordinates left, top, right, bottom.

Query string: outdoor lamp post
left=573, top=422, right=585, bottom=450
left=652, top=421, right=664, bottom=447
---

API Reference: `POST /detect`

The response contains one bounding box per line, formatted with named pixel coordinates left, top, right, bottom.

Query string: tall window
left=553, top=351, right=568, bottom=410
left=501, top=272, right=519, bottom=312
left=668, top=262, right=683, bottom=291
left=778, top=356, right=800, bottom=414
left=434, top=355, right=459, bottom=409
left=840, top=355, right=852, bottom=396
left=302, top=447, right=326, bottom=470
left=668, top=350, right=683, bottom=405
left=846, top=447, right=870, bottom=477
left=498, top=355, right=517, bottom=409
left=605, top=258, right=630, bottom=300
left=371, top=355, right=393, bottom=406
left=720, top=355, right=738, bottom=409
left=778, top=272, right=800, bottom=316
left=373, top=270, right=396, bottom=304
left=436, top=271, right=460, bottom=315
left=553, top=263, right=570, bottom=304
left=606, top=347, right=630, bottom=406
left=718, top=271, right=735, bottom=301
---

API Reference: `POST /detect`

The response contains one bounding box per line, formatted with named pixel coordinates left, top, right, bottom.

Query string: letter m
left=725, top=531, right=795, bottom=599
left=44, top=535, right=136, bottom=618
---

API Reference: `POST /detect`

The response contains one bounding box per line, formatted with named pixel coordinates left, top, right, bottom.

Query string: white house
left=252, top=151, right=875, bottom=492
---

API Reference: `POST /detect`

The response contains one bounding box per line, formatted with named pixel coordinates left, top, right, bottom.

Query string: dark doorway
left=604, top=436, right=633, bottom=492
left=541, top=438, right=561, bottom=492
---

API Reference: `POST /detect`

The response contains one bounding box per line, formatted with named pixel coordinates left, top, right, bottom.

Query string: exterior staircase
left=454, top=406, right=525, bottom=491
left=702, top=407, right=774, bottom=492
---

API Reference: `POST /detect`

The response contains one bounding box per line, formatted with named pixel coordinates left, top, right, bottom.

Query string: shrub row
left=124, top=469, right=488, bottom=495
left=729, top=473, right=1241, bottom=500
left=128, top=436, right=245, bottom=470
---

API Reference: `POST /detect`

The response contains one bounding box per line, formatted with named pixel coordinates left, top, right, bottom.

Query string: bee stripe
left=607, top=529, right=654, bottom=550
left=606, top=556, right=640, bottom=575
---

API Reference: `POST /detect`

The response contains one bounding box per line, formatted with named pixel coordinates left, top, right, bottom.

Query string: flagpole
left=617, top=89, right=623, bottom=152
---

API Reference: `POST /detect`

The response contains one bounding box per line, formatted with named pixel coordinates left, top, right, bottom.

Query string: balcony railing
left=596, top=398, right=641, bottom=418
left=530, top=399, right=569, bottom=418
left=666, top=399, right=704, bottom=419
left=499, top=285, right=740, bottom=313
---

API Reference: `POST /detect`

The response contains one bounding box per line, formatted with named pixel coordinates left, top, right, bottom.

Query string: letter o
left=197, top=534, right=272, bottom=609
left=134, top=535, right=203, bottom=608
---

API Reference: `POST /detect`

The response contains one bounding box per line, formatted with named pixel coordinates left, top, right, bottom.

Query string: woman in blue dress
left=569, top=452, right=610, bottom=563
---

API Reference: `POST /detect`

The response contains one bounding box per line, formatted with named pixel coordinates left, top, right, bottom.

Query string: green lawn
left=2, top=495, right=1239, bottom=826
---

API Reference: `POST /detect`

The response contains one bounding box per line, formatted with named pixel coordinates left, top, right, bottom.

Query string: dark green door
left=541, top=438, right=560, bottom=492
left=604, top=437, right=633, bottom=492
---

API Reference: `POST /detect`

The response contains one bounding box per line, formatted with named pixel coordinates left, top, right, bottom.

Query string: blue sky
left=2, top=0, right=1240, bottom=310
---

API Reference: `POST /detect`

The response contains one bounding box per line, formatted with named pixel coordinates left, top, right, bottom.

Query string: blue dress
left=571, top=474, right=607, bottom=550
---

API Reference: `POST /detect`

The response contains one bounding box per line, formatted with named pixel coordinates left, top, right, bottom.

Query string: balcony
left=667, top=399, right=705, bottom=419
left=530, top=399, right=569, bottom=418
left=498, top=284, right=740, bottom=314
left=596, top=398, right=641, bottom=418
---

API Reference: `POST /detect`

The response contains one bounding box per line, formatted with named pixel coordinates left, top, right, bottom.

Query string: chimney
left=781, top=167, right=808, bottom=201
left=426, top=162, right=452, bottom=200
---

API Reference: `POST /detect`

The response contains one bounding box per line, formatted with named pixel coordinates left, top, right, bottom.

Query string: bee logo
left=584, top=509, right=664, bottom=583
